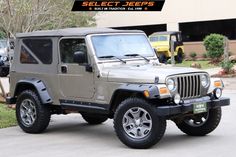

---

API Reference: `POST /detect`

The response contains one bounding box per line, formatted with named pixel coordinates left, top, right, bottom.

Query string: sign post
left=171, top=40, right=175, bottom=65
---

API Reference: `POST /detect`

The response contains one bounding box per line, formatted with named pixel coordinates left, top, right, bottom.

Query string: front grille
left=177, top=74, right=201, bottom=99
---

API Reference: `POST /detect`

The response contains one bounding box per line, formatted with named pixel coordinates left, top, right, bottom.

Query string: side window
left=23, top=39, right=53, bottom=64
left=170, top=35, right=177, bottom=42
left=177, top=34, right=182, bottom=42
left=60, top=39, right=87, bottom=64
left=20, top=46, right=38, bottom=64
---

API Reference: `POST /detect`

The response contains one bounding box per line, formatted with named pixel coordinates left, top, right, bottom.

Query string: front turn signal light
left=159, top=87, right=169, bottom=95
left=214, top=81, right=222, bottom=88
left=143, top=90, right=150, bottom=98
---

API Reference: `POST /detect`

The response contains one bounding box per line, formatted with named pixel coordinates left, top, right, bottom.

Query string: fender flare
left=110, top=84, right=160, bottom=103
left=14, top=78, right=53, bottom=104
left=108, top=84, right=160, bottom=114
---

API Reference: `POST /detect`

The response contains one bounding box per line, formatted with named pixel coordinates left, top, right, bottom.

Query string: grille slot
left=177, top=74, right=201, bottom=99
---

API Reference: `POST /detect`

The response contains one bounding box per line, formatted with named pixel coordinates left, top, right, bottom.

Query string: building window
left=113, top=24, right=167, bottom=36
left=23, top=39, right=53, bottom=64
left=20, top=46, right=38, bottom=64
left=60, top=38, right=87, bottom=63
left=179, top=19, right=236, bottom=42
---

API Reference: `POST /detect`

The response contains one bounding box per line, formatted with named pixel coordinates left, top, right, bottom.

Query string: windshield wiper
left=98, top=55, right=126, bottom=64
left=124, top=54, right=150, bottom=62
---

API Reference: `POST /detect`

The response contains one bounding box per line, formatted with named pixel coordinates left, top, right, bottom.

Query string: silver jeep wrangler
left=7, top=28, right=230, bottom=149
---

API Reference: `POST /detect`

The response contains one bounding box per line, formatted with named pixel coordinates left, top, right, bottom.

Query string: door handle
left=61, top=65, right=67, bottom=73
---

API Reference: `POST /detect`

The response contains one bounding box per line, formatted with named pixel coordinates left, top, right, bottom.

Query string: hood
left=101, top=63, right=206, bottom=84
left=150, top=41, right=169, bottom=48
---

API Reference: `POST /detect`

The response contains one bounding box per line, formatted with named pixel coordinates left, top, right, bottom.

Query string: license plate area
left=193, top=103, right=207, bottom=114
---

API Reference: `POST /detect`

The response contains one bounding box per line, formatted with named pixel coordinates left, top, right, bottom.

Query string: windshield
left=0, top=40, right=7, bottom=49
left=91, top=34, right=155, bottom=59
left=149, top=35, right=168, bottom=42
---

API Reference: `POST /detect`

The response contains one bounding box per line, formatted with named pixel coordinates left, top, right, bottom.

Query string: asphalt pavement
left=0, top=90, right=235, bottom=157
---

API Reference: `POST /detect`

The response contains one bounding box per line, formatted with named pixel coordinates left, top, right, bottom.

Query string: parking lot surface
left=0, top=90, right=235, bottom=157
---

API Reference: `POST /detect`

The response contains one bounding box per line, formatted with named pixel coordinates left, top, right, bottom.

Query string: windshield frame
left=88, top=33, right=156, bottom=62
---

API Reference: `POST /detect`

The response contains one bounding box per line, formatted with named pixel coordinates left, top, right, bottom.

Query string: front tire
left=114, top=98, right=166, bottom=149
left=158, top=54, right=167, bottom=63
left=81, top=113, right=108, bottom=125
left=175, top=108, right=222, bottom=136
left=16, top=90, right=51, bottom=133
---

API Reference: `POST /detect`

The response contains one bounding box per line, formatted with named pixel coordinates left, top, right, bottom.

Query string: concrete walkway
left=204, top=67, right=222, bottom=76
left=204, top=66, right=236, bottom=90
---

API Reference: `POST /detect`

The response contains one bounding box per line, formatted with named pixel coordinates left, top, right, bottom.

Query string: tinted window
left=177, top=34, right=182, bottom=42
left=159, top=36, right=168, bottom=41
left=149, top=37, right=158, bottom=42
left=180, top=19, right=236, bottom=42
left=149, top=36, right=168, bottom=42
left=114, top=24, right=167, bottom=36
left=60, top=39, right=87, bottom=63
left=23, top=39, right=52, bottom=64
left=20, top=46, right=38, bottom=64
left=170, top=35, right=177, bottom=42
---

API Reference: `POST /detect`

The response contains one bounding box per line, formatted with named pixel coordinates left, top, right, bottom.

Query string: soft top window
left=23, top=39, right=53, bottom=64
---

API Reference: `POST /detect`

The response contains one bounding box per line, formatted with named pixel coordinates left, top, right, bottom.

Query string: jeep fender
left=115, top=84, right=159, bottom=98
left=14, top=79, right=53, bottom=104
left=109, top=84, right=160, bottom=111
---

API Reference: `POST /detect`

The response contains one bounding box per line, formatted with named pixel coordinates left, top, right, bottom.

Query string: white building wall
left=96, top=0, right=236, bottom=31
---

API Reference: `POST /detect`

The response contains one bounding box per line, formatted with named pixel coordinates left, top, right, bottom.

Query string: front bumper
left=156, top=97, right=230, bottom=116
left=0, top=65, right=9, bottom=69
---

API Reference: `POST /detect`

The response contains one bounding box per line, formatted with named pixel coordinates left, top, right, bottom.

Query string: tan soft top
left=16, top=27, right=144, bottom=38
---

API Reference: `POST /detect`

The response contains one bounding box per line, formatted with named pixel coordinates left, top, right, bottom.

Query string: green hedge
left=203, top=34, right=225, bottom=62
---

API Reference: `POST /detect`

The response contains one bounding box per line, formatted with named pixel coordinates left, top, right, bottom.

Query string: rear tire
left=159, top=54, right=167, bottom=63
left=176, top=49, right=183, bottom=63
left=16, top=90, right=51, bottom=133
left=81, top=113, right=108, bottom=125
left=175, top=108, right=222, bottom=136
left=0, top=67, right=9, bottom=77
left=114, top=98, right=166, bottom=149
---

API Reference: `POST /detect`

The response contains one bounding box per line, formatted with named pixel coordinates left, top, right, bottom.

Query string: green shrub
left=0, top=104, right=17, bottom=128
left=167, top=59, right=171, bottom=64
left=202, top=53, right=208, bottom=58
left=220, top=61, right=234, bottom=74
left=203, top=34, right=225, bottom=62
left=190, top=52, right=197, bottom=60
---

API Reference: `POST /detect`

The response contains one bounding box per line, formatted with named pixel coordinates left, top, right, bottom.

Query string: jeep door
left=58, top=38, right=94, bottom=99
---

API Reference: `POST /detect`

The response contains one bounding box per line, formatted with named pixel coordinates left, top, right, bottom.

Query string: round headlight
left=213, top=88, right=222, bottom=99
left=167, top=78, right=176, bottom=91
left=2, top=56, right=8, bottom=62
left=201, top=75, right=209, bottom=87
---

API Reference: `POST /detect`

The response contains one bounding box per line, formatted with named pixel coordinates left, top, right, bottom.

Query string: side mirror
left=73, top=51, right=87, bottom=64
